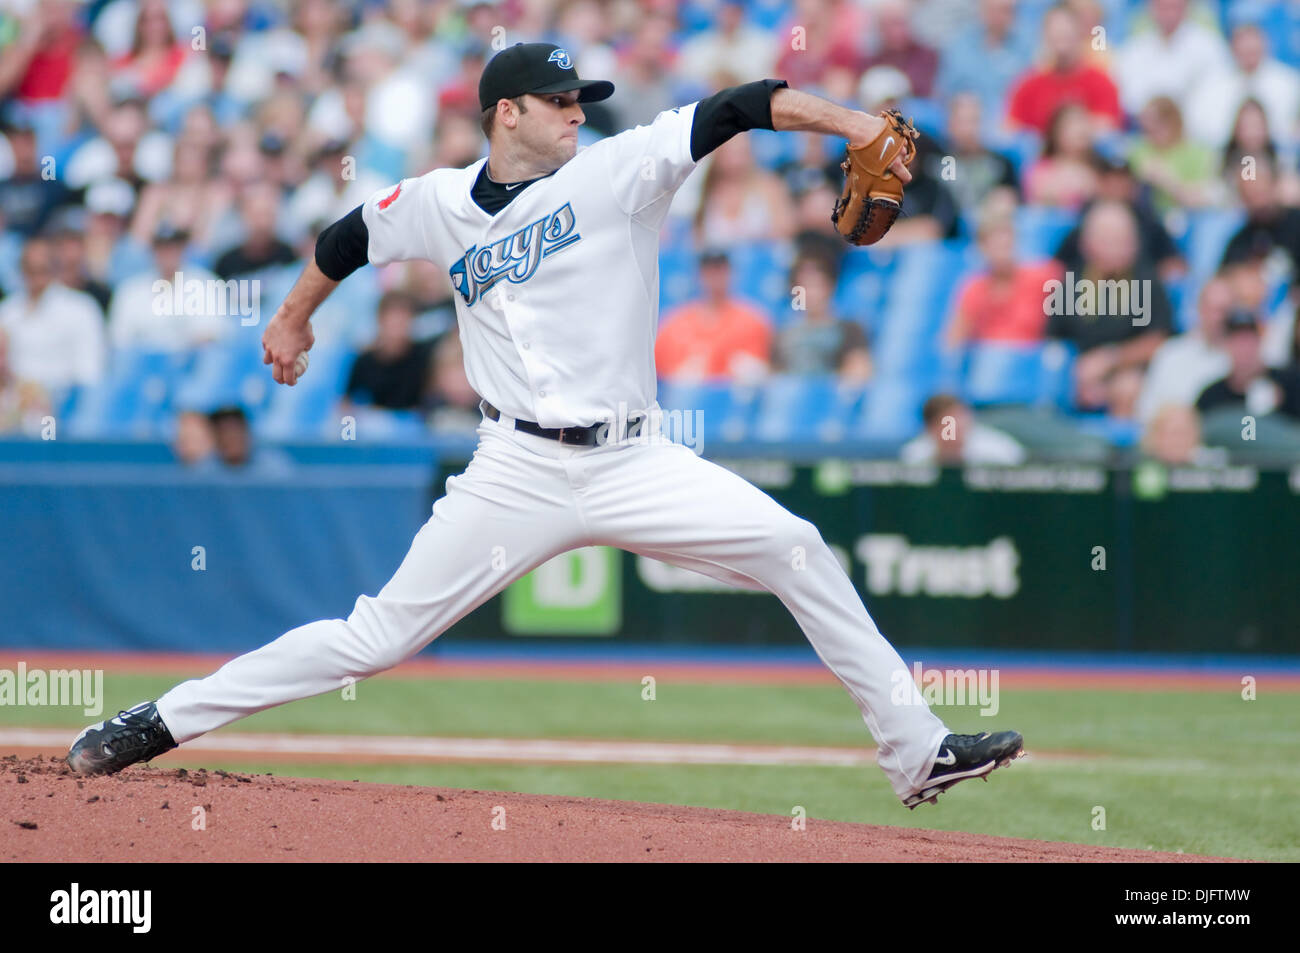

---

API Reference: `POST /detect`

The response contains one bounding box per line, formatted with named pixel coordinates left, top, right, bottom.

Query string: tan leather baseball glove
left=831, top=108, right=921, bottom=246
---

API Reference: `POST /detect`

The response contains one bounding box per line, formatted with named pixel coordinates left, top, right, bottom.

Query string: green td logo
left=502, top=547, right=621, bottom=635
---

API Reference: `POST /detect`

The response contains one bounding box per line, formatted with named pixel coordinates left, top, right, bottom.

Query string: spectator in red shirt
left=946, top=210, right=1059, bottom=349
left=111, top=0, right=188, bottom=99
left=1006, top=3, right=1121, bottom=134
left=656, top=249, right=772, bottom=383
left=0, top=0, right=83, bottom=103
left=862, top=0, right=939, bottom=99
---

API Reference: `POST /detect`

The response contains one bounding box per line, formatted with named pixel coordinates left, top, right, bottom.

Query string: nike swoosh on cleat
left=934, top=748, right=957, bottom=766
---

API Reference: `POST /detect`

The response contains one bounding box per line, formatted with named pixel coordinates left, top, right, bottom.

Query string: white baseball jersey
left=360, top=104, right=700, bottom=429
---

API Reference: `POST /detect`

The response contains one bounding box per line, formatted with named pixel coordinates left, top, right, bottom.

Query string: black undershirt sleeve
left=314, top=204, right=370, bottom=281
left=689, top=78, right=789, bottom=163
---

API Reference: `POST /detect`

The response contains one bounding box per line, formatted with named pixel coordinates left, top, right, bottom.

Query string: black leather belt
left=482, top=400, right=644, bottom=447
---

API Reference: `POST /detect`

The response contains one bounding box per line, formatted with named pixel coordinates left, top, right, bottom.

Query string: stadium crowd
left=3, top=0, right=1300, bottom=464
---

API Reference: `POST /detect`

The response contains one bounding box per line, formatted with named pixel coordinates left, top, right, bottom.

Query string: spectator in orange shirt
left=656, top=249, right=772, bottom=383
left=1005, top=3, right=1121, bottom=135
left=946, top=210, right=1059, bottom=349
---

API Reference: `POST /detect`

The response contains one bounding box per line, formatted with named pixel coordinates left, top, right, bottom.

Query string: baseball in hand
left=294, top=351, right=310, bottom=377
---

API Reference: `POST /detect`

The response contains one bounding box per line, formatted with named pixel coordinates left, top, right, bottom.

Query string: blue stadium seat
left=1282, top=6, right=1300, bottom=69
left=1016, top=0, right=1060, bottom=39
left=961, top=340, right=1077, bottom=408
left=900, top=97, right=946, bottom=139
left=1102, top=0, right=1138, bottom=44
left=677, top=0, right=718, bottom=35
left=963, top=343, right=1046, bottom=406
left=748, top=0, right=790, bottom=31
left=657, top=379, right=759, bottom=443
left=659, top=214, right=693, bottom=250
left=355, top=135, right=406, bottom=183
left=1232, top=1, right=1300, bottom=68
left=173, top=338, right=272, bottom=413
left=1184, top=208, right=1244, bottom=283
left=1016, top=205, right=1077, bottom=260
left=931, top=346, right=966, bottom=396
left=816, top=379, right=872, bottom=442
left=64, top=349, right=192, bottom=438
left=727, top=241, right=792, bottom=320
left=748, top=0, right=785, bottom=30
left=255, top=347, right=354, bottom=440
left=998, top=130, right=1045, bottom=180
left=873, top=241, right=974, bottom=378
left=1072, top=414, right=1141, bottom=448
left=833, top=246, right=899, bottom=327
left=1166, top=271, right=1197, bottom=333
left=1179, top=207, right=1246, bottom=331
left=753, top=374, right=839, bottom=442
left=1038, top=341, right=1076, bottom=410
left=822, top=134, right=847, bottom=164
left=658, top=244, right=699, bottom=314
left=658, top=242, right=791, bottom=321
left=748, top=129, right=800, bottom=170
left=714, top=381, right=762, bottom=443
left=853, top=377, right=926, bottom=442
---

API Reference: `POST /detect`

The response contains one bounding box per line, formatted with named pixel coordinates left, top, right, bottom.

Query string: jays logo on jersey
left=449, top=203, right=582, bottom=305
left=548, top=48, right=573, bottom=69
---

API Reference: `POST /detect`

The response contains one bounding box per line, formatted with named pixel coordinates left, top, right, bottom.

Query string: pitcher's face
left=516, top=91, right=586, bottom=171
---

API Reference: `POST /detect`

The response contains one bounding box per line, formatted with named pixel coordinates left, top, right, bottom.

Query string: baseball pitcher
left=68, top=44, right=1022, bottom=809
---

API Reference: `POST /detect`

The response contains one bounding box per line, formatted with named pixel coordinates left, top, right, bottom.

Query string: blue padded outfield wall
left=1, top=443, right=1298, bottom=656
left=0, top=462, right=433, bottom=653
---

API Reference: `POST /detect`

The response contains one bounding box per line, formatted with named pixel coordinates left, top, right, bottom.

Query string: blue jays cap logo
left=547, top=48, right=573, bottom=69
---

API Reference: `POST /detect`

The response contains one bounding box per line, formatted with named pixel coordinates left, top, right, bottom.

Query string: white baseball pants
left=157, top=412, right=949, bottom=801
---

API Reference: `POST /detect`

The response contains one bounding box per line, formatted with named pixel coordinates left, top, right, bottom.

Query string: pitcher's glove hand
left=831, top=108, right=920, bottom=246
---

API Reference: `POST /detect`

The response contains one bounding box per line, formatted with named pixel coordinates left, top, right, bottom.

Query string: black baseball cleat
left=903, top=730, right=1024, bottom=809
left=66, top=702, right=178, bottom=776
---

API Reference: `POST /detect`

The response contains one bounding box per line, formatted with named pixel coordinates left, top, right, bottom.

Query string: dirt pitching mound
left=0, top=756, right=1229, bottom=862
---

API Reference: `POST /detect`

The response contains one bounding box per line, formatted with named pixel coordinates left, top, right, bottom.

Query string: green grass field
left=6, top=671, right=1297, bottom=860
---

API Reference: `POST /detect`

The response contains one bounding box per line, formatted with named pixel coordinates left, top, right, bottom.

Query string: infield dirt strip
left=0, top=756, right=1229, bottom=862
